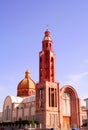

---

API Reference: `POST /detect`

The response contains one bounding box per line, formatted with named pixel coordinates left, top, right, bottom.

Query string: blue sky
left=0, top=0, right=88, bottom=111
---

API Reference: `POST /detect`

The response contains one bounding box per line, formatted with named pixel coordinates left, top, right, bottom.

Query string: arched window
left=40, top=57, right=42, bottom=80
left=51, top=57, right=54, bottom=81
left=5, top=105, right=10, bottom=120
left=40, top=57, right=42, bottom=68
left=50, top=43, right=51, bottom=50
left=62, top=93, right=71, bottom=116
left=46, top=43, right=48, bottom=50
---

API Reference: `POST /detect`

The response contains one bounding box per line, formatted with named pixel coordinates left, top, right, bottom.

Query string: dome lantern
left=25, top=70, right=30, bottom=78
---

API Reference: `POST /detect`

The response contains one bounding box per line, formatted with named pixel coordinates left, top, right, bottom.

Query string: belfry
left=36, top=29, right=59, bottom=128
left=39, top=29, right=56, bottom=82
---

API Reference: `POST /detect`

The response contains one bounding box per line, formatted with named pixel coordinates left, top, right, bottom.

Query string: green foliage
left=1, top=122, right=13, bottom=126
left=0, top=119, right=39, bottom=126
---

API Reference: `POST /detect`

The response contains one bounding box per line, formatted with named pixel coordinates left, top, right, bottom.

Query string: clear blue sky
left=0, top=0, right=88, bottom=111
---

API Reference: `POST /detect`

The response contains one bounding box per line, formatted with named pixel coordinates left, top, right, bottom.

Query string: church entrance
left=63, top=116, right=71, bottom=129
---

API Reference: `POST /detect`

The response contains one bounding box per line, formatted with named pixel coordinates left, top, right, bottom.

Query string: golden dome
left=17, top=70, right=36, bottom=97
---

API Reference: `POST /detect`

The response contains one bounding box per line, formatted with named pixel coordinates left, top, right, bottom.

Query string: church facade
left=2, top=30, right=83, bottom=129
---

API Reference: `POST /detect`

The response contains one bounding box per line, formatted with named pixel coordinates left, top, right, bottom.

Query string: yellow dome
left=17, top=70, right=36, bottom=97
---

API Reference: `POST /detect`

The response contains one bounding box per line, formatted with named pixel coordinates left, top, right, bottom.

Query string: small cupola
left=42, top=29, right=53, bottom=51
left=42, top=29, right=52, bottom=41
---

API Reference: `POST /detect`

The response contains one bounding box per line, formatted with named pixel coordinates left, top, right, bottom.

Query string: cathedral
left=2, top=29, right=84, bottom=129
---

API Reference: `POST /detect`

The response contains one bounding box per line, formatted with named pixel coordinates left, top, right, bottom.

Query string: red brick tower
left=39, top=29, right=56, bottom=82
left=36, top=30, right=59, bottom=129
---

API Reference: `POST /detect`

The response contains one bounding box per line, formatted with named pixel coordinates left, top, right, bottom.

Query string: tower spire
left=46, top=25, right=49, bottom=31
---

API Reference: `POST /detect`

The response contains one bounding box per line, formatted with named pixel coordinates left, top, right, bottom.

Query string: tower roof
left=43, top=29, right=52, bottom=41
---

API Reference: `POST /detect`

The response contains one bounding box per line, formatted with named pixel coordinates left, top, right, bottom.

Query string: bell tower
left=36, top=30, right=59, bottom=129
left=39, top=29, right=56, bottom=82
